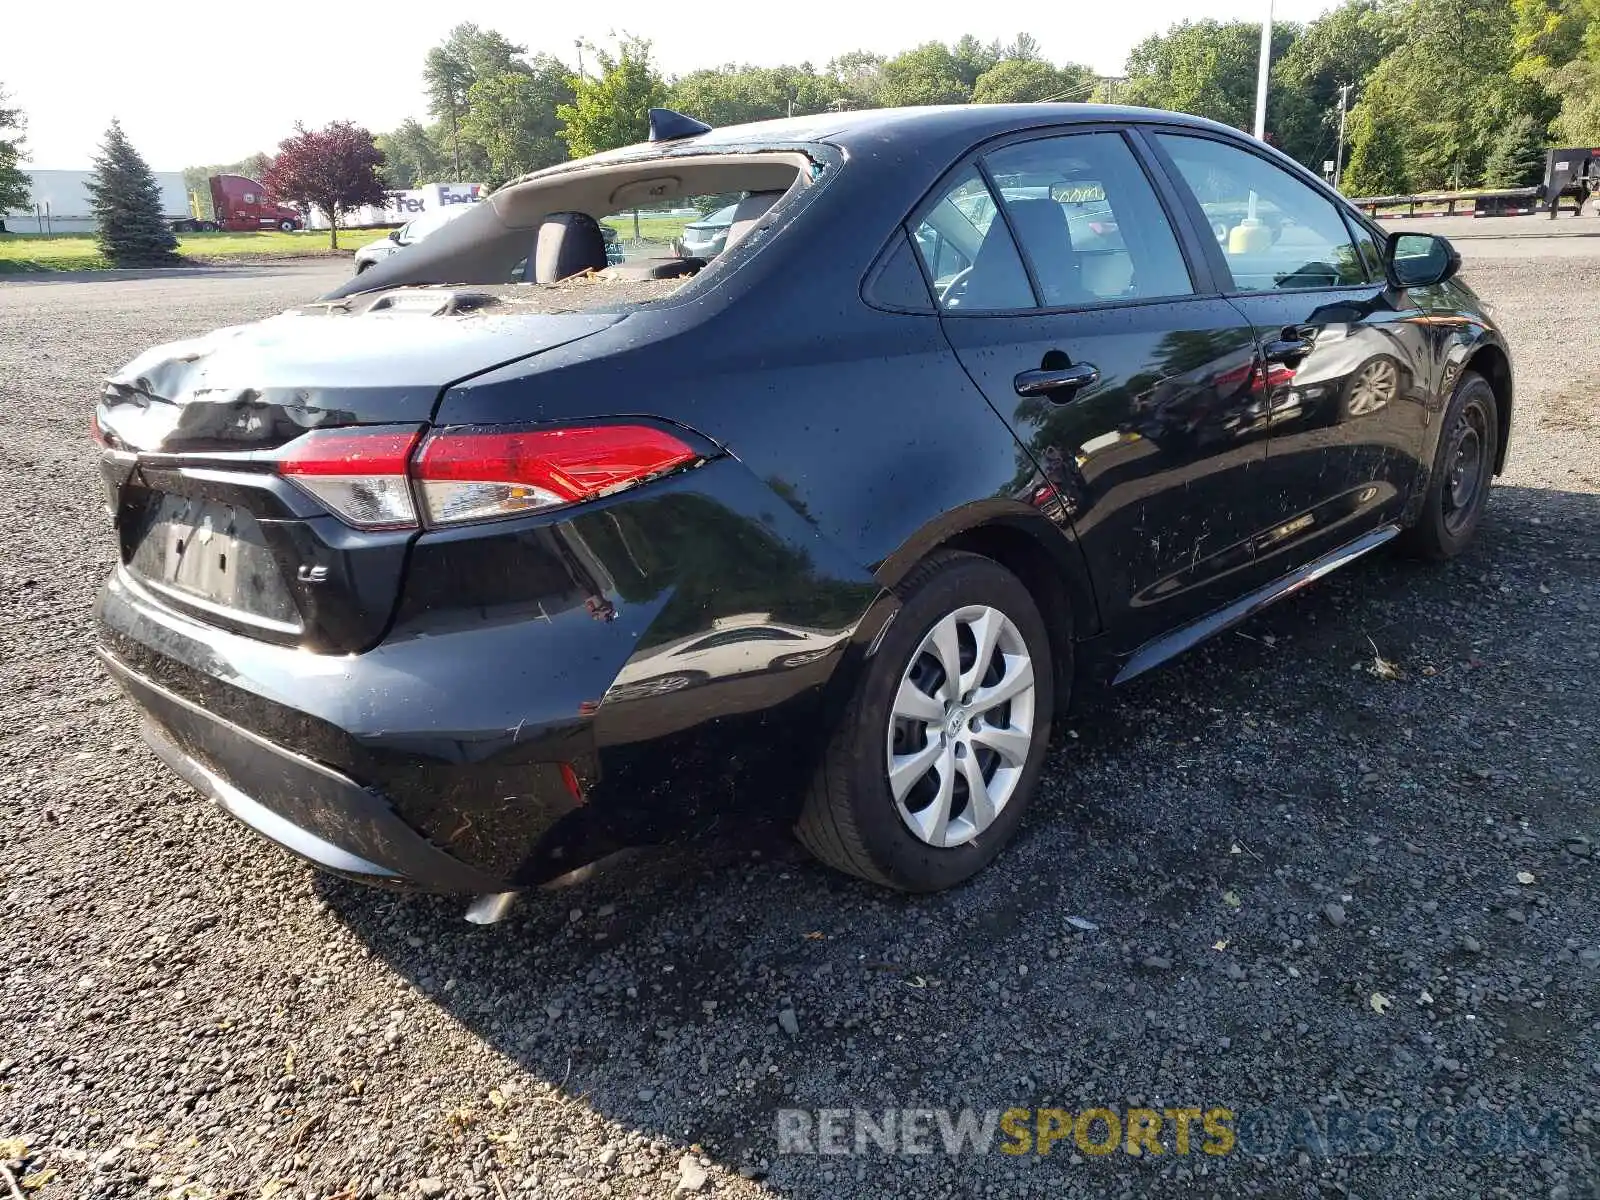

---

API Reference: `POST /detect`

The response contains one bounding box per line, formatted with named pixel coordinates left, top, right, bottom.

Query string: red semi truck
left=169, top=175, right=303, bottom=233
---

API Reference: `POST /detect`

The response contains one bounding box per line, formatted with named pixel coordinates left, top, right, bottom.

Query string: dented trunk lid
left=96, top=297, right=627, bottom=652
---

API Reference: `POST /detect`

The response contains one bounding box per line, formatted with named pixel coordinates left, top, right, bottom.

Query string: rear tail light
left=273, top=424, right=697, bottom=530
left=412, top=425, right=698, bottom=526
left=277, top=427, right=421, bottom=529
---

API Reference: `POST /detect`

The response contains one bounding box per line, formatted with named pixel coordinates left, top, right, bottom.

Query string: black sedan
left=93, top=104, right=1511, bottom=915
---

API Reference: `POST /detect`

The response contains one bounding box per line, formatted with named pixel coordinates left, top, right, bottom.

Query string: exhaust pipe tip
left=464, top=891, right=519, bottom=925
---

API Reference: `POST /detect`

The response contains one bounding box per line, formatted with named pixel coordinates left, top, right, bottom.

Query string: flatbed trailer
left=1351, top=146, right=1600, bottom=220
left=1350, top=186, right=1557, bottom=219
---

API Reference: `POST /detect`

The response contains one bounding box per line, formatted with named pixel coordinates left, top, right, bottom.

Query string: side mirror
left=1385, top=231, right=1460, bottom=289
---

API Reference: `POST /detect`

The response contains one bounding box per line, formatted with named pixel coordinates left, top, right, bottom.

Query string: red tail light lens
left=412, top=425, right=698, bottom=526
left=277, top=427, right=421, bottom=529
left=272, top=424, right=698, bottom=530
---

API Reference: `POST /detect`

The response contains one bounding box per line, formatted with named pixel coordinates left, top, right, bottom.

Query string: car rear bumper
left=95, top=459, right=892, bottom=893
left=100, top=647, right=507, bottom=892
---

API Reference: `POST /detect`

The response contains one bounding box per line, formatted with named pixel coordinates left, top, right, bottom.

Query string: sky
left=5, top=0, right=1337, bottom=171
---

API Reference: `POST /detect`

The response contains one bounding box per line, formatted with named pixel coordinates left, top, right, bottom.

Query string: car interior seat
left=1004, top=198, right=1092, bottom=307
left=721, top=192, right=783, bottom=254
left=533, top=212, right=611, bottom=283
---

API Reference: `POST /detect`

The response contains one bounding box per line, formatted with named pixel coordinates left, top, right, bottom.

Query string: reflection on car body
left=603, top=615, right=849, bottom=702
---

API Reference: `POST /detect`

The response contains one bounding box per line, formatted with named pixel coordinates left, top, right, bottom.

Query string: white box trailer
left=307, top=182, right=487, bottom=230
left=2, top=168, right=191, bottom=235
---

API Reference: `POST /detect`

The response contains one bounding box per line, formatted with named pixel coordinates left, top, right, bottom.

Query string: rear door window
left=983, top=132, right=1195, bottom=306
left=911, top=167, right=1034, bottom=311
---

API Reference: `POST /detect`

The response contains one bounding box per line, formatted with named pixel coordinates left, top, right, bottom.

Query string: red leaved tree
left=263, top=121, right=387, bottom=249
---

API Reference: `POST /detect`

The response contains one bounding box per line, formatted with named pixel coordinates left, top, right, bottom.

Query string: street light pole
left=1253, top=0, right=1274, bottom=140
left=1333, top=82, right=1353, bottom=191
left=1249, top=0, right=1273, bottom=225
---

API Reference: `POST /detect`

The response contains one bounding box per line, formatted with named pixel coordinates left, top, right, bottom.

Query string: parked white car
left=353, top=206, right=470, bottom=274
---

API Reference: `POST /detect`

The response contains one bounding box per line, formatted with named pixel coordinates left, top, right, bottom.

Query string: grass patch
left=0, top=228, right=395, bottom=273
left=602, top=213, right=695, bottom=244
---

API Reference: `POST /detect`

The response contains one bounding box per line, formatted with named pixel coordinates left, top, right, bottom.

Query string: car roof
left=561, top=105, right=1243, bottom=176
left=671, top=104, right=1238, bottom=152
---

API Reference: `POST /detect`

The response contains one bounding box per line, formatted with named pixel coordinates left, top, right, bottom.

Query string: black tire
left=1399, top=370, right=1499, bottom=561
left=795, top=550, right=1057, bottom=891
left=354, top=260, right=373, bottom=274
left=279, top=220, right=297, bottom=233
left=200, top=221, right=218, bottom=232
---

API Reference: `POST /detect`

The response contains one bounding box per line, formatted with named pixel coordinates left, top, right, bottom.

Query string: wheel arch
left=1463, top=341, right=1513, bottom=474
left=874, top=502, right=1101, bottom=704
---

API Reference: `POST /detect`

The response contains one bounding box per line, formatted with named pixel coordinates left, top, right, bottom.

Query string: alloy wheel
left=885, top=605, right=1036, bottom=848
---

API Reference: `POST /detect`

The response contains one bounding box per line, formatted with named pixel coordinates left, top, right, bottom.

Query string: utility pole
left=1334, top=82, right=1353, bottom=191
left=1253, top=0, right=1274, bottom=141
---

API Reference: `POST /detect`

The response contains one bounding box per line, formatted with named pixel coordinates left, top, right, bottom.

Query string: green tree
left=1002, top=32, right=1044, bottom=62
left=1344, top=0, right=1525, bottom=190
left=878, top=42, right=972, bottom=106
left=971, top=58, right=1097, bottom=103
left=557, top=37, right=669, bottom=158
left=1547, top=55, right=1600, bottom=139
left=826, top=51, right=887, bottom=108
left=1511, top=0, right=1591, bottom=76
left=1343, top=101, right=1413, bottom=194
left=424, top=24, right=530, bottom=179
left=88, top=119, right=180, bottom=266
left=670, top=64, right=842, bottom=127
left=461, top=57, right=573, bottom=185
left=950, top=35, right=1004, bottom=88
left=1122, top=19, right=1302, bottom=131
left=376, top=119, right=446, bottom=189
left=1272, top=1, right=1399, bottom=172
left=0, top=85, right=31, bottom=216
left=1511, top=0, right=1600, bottom=143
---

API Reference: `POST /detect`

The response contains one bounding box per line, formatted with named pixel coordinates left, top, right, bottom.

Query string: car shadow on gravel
left=318, top=484, right=1599, bottom=1196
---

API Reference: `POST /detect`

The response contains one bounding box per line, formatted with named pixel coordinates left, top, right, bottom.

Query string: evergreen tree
left=1343, top=105, right=1412, bottom=195
left=0, top=84, right=31, bottom=218
left=88, top=120, right=179, bottom=267
left=1483, top=110, right=1550, bottom=184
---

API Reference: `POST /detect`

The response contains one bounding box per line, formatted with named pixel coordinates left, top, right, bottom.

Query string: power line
left=1036, top=79, right=1104, bottom=104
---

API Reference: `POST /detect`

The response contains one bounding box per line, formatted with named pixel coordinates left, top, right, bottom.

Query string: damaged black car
left=93, top=105, right=1512, bottom=915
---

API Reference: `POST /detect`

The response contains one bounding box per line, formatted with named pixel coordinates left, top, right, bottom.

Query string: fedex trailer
left=306, top=182, right=486, bottom=230
left=2, top=168, right=190, bottom=235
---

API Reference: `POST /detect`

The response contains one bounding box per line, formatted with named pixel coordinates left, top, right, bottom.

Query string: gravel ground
left=1, top=253, right=1596, bottom=1200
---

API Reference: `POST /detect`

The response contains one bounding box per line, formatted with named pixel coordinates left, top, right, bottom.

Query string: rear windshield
left=336, top=149, right=822, bottom=302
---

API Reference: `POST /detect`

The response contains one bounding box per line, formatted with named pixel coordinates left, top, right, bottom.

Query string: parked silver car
left=680, top=202, right=740, bottom=259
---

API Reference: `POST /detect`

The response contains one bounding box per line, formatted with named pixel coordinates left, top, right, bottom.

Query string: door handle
left=1014, top=361, right=1100, bottom=399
